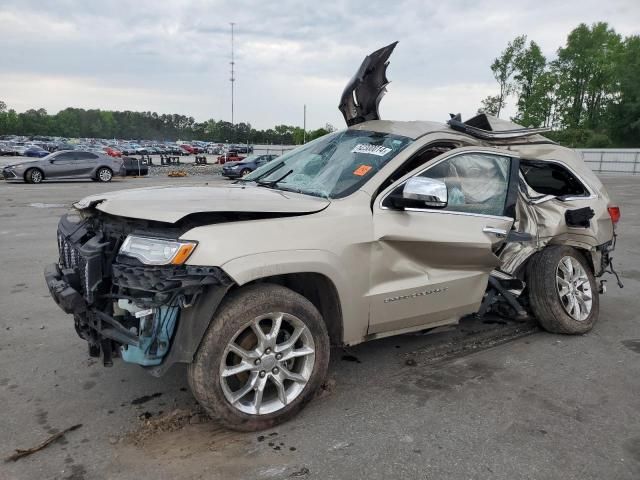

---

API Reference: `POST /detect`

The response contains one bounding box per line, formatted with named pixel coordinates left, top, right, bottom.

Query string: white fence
left=576, top=149, right=640, bottom=175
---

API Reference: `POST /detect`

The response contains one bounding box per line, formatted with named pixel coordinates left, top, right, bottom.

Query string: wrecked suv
left=45, top=43, right=621, bottom=431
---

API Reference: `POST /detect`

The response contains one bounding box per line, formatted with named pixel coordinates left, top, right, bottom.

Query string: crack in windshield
left=239, top=130, right=413, bottom=199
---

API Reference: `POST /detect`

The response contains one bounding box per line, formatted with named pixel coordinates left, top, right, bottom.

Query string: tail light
left=608, top=205, right=620, bottom=224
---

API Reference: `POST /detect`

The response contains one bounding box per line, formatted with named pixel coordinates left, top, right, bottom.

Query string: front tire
left=188, top=284, right=330, bottom=431
left=240, top=169, right=251, bottom=177
left=25, top=168, right=44, bottom=184
left=528, top=246, right=599, bottom=334
left=96, top=167, right=113, bottom=182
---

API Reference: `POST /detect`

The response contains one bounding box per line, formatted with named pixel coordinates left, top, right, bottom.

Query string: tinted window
left=55, top=152, right=76, bottom=161
left=520, top=161, right=588, bottom=197
left=419, top=153, right=511, bottom=216
left=75, top=152, right=99, bottom=160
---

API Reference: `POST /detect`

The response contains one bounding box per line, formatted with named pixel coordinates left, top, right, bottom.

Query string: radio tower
left=230, top=22, right=236, bottom=125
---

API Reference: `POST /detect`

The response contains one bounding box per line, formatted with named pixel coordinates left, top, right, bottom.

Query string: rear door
left=70, top=152, right=99, bottom=177
left=369, top=149, right=519, bottom=334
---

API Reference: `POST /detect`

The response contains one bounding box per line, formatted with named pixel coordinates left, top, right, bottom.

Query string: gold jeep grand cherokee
left=45, top=43, right=621, bottom=431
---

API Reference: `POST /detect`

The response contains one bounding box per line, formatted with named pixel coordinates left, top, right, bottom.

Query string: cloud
left=0, top=0, right=638, bottom=129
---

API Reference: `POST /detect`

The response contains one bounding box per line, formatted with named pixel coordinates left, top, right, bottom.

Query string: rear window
left=520, top=161, right=588, bottom=197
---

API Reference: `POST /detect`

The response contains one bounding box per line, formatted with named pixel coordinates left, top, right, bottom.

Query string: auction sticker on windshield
left=353, top=165, right=373, bottom=176
left=351, top=144, right=392, bottom=156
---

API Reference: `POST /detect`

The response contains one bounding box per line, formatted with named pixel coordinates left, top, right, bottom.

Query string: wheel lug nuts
left=254, top=359, right=261, bottom=365
left=272, top=367, right=279, bottom=374
left=265, top=348, right=271, bottom=354
left=259, top=370, right=266, bottom=378
left=275, top=353, right=282, bottom=360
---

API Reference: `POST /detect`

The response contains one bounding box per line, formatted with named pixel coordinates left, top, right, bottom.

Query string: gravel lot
left=0, top=175, right=639, bottom=480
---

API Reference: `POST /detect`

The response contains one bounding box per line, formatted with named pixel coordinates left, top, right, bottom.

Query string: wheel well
left=244, top=273, right=343, bottom=346
left=520, top=244, right=595, bottom=279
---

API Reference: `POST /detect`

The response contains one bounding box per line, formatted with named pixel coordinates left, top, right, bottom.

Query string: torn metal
left=45, top=211, right=233, bottom=370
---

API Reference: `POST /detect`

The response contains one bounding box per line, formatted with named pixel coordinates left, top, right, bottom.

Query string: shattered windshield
left=242, top=130, right=413, bottom=199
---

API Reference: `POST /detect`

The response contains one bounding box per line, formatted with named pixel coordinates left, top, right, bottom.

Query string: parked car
left=0, top=143, right=19, bottom=156
left=24, top=146, right=50, bottom=158
left=44, top=42, right=621, bottom=432
left=3, top=150, right=123, bottom=183
left=104, top=147, right=122, bottom=158
left=120, top=145, right=137, bottom=156
left=222, top=154, right=279, bottom=178
left=217, top=150, right=245, bottom=164
left=231, top=145, right=254, bottom=154
left=180, top=144, right=195, bottom=155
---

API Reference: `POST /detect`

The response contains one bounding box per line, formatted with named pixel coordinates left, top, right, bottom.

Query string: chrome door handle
left=483, top=227, right=507, bottom=237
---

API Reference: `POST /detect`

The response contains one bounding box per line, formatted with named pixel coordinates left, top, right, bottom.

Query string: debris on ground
left=316, top=377, right=336, bottom=399
left=289, top=467, right=310, bottom=477
left=167, top=170, right=188, bottom=177
left=4, top=424, right=82, bottom=462
left=124, top=408, right=210, bottom=446
left=148, top=164, right=223, bottom=177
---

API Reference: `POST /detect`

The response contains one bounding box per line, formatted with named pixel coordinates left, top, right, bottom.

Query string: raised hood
left=74, top=184, right=330, bottom=223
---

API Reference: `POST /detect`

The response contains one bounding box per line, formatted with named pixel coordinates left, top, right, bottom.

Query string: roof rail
left=447, top=113, right=550, bottom=141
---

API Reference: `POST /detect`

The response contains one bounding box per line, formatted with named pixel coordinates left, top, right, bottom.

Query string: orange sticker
left=353, top=165, right=373, bottom=176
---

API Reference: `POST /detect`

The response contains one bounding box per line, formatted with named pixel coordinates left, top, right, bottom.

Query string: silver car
left=2, top=150, right=124, bottom=184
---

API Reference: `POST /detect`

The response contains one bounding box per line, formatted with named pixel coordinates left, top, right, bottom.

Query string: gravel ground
left=147, top=163, right=224, bottom=177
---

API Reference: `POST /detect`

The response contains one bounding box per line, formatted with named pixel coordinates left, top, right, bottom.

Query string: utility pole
left=303, top=104, right=306, bottom=144
left=230, top=22, right=236, bottom=125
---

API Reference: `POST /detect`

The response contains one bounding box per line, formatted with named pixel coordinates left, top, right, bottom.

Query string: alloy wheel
left=30, top=170, right=43, bottom=183
left=555, top=256, right=592, bottom=321
left=219, top=312, right=315, bottom=415
left=98, top=168, right=112, bottom=182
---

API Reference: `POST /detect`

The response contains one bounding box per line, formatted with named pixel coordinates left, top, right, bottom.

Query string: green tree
left=554, top=22, right=623, bottom=129
left=608, top=35, right=640, bottom=146
left=483, top=35, right=526, bottom=117
left=512, top=40, right=549, bottom=126
left=478, top=95, right=502, bottom=116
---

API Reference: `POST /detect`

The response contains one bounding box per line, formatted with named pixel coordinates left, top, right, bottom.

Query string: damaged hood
left=74, top=184, right=330, bottom=223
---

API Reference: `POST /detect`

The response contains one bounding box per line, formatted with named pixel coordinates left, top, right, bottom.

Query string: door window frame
left=519, top=158, right=596, bottom=204
left=378, top=149, right=520, bottom=221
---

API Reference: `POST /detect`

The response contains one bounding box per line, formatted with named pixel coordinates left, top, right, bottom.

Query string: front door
left=46, top=152, right=77, bottom=179
left=368, top=149, right=519, bottom=334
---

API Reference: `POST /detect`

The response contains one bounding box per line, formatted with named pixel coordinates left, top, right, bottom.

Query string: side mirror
left=390, top=177, right=448, bottom=209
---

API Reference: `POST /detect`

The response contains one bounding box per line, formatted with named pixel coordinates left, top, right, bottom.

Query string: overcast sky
left=1, top=0, right=639, bottom=130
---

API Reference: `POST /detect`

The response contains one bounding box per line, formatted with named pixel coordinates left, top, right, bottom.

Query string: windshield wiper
left=256, top=169, right=293, bottom=188
left=237, top=161, right=285, bottom=183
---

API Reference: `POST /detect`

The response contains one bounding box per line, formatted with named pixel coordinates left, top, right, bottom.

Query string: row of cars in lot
left=0, top=136, right=255, bottom=159
left=2, top=151, right=282, bottom=183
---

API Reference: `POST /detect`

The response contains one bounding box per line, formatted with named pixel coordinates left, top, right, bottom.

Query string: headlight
left=119, top=236, right=197, bottom=265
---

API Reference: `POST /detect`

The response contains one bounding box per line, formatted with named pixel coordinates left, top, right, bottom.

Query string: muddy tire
left=25, top=168, right=44, bottom=184
left=188, top=284, right=330, bottom=431
left=528, top=246, right=599, bottom=334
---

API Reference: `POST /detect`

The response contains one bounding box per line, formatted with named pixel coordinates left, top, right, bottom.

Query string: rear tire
left=25, top=168, right=44, bottom=184
left=188, top=284, right=330, bottom=431
left=528, top=246, right=599, bottom=334
left=96, top=167, right=113, bottom=183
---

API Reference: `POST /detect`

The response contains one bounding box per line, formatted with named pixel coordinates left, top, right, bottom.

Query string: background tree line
left=2, top=21, right=638, bottom=148
left=479, top=22, right=640, bottom=147
left=0, top=101, right=334, bottom=145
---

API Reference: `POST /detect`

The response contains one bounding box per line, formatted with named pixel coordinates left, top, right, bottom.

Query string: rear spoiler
left=447, top=113, right=551, bottom=141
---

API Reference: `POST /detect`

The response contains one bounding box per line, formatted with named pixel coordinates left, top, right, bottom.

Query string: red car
left=104, top=147, right=122, bottom=158
left=180, top=144, right=195, bottom=155
left=217, top=151, right=245, bottom=164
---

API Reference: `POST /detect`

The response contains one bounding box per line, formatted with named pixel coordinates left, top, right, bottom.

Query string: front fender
left=221, top=250, right=366, bottom=345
